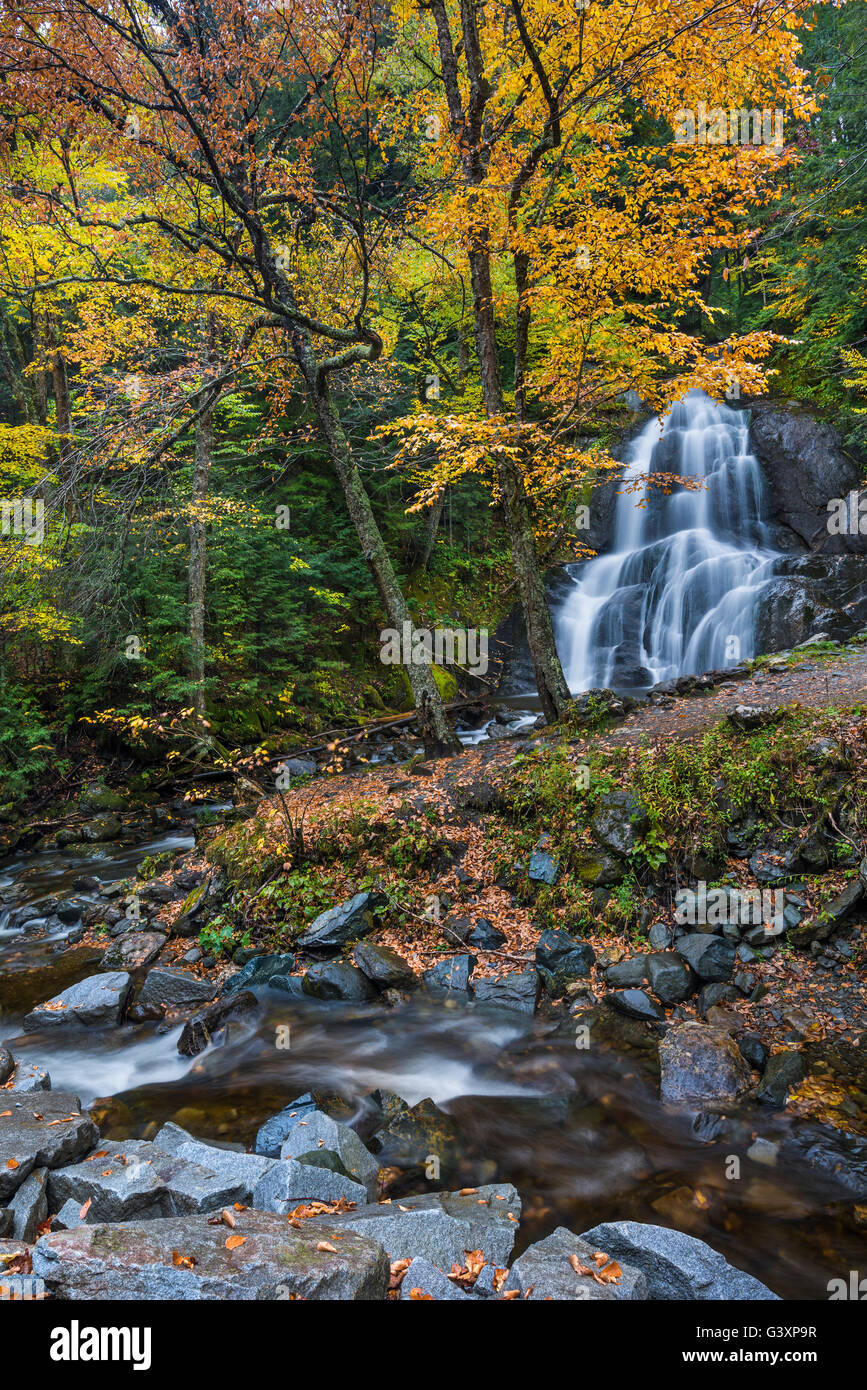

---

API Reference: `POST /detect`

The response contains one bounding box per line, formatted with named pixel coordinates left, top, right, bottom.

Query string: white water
left=555, top=391, right=783, bottom=691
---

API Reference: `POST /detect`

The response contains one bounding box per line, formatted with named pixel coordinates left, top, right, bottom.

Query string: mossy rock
left=78, top=782, right=129, bottom=812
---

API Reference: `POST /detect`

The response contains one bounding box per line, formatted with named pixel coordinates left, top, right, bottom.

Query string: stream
left=2, top=814, right=866, bottom=1299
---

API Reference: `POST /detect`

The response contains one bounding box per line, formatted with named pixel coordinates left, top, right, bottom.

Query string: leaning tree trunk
left=466, top=249, right=571, bottom=723
left=188, top=391, right=213, bottom=717
left=288, top=328, right=459, bottom=757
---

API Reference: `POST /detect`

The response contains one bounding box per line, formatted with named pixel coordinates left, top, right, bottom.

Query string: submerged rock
left=659, top=1022, right=752, bottom=1105
left=535, top=929, right=595, bottom=997
left=176, top=990, right=259, bottom=1057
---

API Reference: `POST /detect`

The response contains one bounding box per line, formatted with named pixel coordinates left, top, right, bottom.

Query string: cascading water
left=555, top=390, right=783, bottom=691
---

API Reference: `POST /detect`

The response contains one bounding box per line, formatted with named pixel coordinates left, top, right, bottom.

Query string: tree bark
left=188, top=399, right=212, bottom=716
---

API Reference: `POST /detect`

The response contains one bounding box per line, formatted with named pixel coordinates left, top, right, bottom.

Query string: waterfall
left=554, top=391, right=783, bottom=692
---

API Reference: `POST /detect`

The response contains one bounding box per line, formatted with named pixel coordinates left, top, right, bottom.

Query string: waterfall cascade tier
left=554, top=391, right=784, bottom=692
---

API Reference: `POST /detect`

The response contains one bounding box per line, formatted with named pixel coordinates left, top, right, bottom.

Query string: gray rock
left=23, top=973, right=132, bottom=1031
left=591, top=790, right=649, bottom=857
left=660, top=1022, right=753, bottom=1104
left=422, top=954, right=476, bottom=996
left=9, top=1166, right=47, bottom=1241
left=728, top=705, right=783, bottom=731
left=648, top=922, right=673, bottom=950
left=503, top=1226, right=647, bottom=1300
left=251, top=1158, right=367, bottom=1212
left=646, top=951, right=697, bottom=1005
left=749, top=850, right=789, bottom=885
left=254, top=1095, right=318, bottom=1158
left=467, top=919, right=507, bottom=951
left=176, top=990, right=259, bottom=1057
left=81, top=814, right=123, bottom=843
left=99, top=932, right=164, bottom=972
left=307, top=1183, right=520, bottom=1268
left=579, top=1220, right=779, bottom=1299
left=32, top=1209, right=389, bottom=1300
left=278, top=1111, right=379, bottom=1198
left=352, top=942, right=419, bottom=991
left=138, top=968, right=216, bottom=1008
left=399, top=1256, right=472, bottom=1300
left=535, top=930, right=596, bottom=997
left=604, top=957, right=648, bottom=989
left=7, top=1060, right=51, bottom=1092
left=0, top=1047, right=14, bottom=1085
left=47, top=1139, right=249, bottom=1221
left=0, top=1091, right=98, bottom=1201
left=302, top=961, right=377, bottom=1003
left=473, top=967, right=540, bottom=1014
left=604, top=989, right=664, bottom=1022
left=296, top=892, right=384, bottom=952
left=756, top=1050, right=806, bottom=1107
left=52, top=1196, right=98, bottom=1230
left=675, top=933, right=735, bottom=982
left=221, top=952, right=297, bottom=996
left=153, top=1123, right=275, bottom=1195
left=528, top=844, right=560, bottom=885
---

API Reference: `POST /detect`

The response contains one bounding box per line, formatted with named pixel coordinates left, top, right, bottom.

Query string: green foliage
left=0, top=677, right=55, bottom=805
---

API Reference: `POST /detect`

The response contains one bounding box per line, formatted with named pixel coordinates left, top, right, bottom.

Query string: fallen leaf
left=408, top=1287, right=433, bottom=1300
left=569, top=1253, right=594, bottom=1276
left=316, top=1241, right=338, bottom=1253
left=79, top=1198, right=92, bottom=1220
left=6, top=1158, right=18, bottom=1170
left=225, top=1235, right=246, bottom=1250
left=172, top=1250, right=197, bottom=1269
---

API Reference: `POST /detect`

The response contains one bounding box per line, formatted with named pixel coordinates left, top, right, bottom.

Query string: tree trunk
left=420, top=489, right=445, bottom=571
left=188, top=396, right=212, bottom=717
left=288, top=326, right=459, bottom=757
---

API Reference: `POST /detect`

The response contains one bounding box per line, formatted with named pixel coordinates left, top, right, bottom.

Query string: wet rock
left=579, top=1220, right=779, bottom=1299
left=399, top=1256, right=472, bottom=1300
left=648, top=922, right=673, bottom=951
left=302, top=961, right=377, bottom=1003
left=153, top=1123, right=275, bottom=1195
left=0, top=1047, right=13, bottom=1085
left=604, top=957, right=648, bottom=989
left=473, top=967, right=540, bottom=1014
left=254, top=1095, right=319, bottom=1158
left=756, top=1050, right=806, bottom=1107
left=535, top=929, right=596, bottom=997
left=369, top=1098, right=461, bottom=1180
left=604, top=989, right=664, bottom=1023
left=138, top=968, right=215, bottom=1009
left=591, top=790, right=649, bottom=857
left=80, top=814, right=123, bottom=843
left=467, top=918, right=506, bottom=951
left=139, top=881, right=176, bottom=904
left=645, top=952, right=697, bottom=1005
left=308, top=1184, right=520, bottom=1268
left=8, top=1060, right=51, bottom=1092
left=48, top=1139, right=250, bottom=1221
left=660, top=1022, right=752, bottom=1105
left=674, top=933, right=735, bottom=982
left=422, top=954, right=476, bottom=997
left=503, top=1227, right=647, bottom=1301
left=352, top=942, right=419, bottom=991
left=99, top=932, right=164, bottom=972
left=749, top=850, right=789, bottom=885
left=728, top=705, right=783, bottom=731
left=0, top=1092, right=99, bottom=1202
left=573, top=846, right=625, bottom=886
left=176, top=990, right=259, bottom=1057
left=32, top=1209, right=389, bottom=1300
left=738, top=1033, right=768, bottom=1070
left=51, top=1196, right=98, bottom=1231
left=221, top=952, right=297, bottom=996
left=296, top=891, right=385, bottom=952
left=278, top=1111, right=379, bottom=1198
left=9, top=1166, right=47, bottom=1241
left=23, top=973, right=133, bottom=1032
left=171, top=879, right=211, bottom=938
left=528, top=840, right=560, bottom=885
left=781, top=1122, right=867, bottom=1200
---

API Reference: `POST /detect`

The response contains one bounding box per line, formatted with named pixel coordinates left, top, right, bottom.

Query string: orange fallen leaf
left=225, top=1235, right=246, bottom=1250
left=316, top=1241, right=338, bottom=1253
left=592, top=1261, right=622, bottom=1285
left=79, top=1198, right=92, bottom=1220
left=408, top=1287, right=433, bottom=1300
left=0, top=1110, right=11, bottom=1117
left=500, top=1289, right=520, bottom=1300
left=172, top=1250, right=197, bottom=1269
left=569, top=1253, right=594, bottom=1276
left=6, top=1158, right=18, bottom=1170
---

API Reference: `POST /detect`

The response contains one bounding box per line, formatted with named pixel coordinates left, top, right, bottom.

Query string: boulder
left=467, top=919, right=507, bottom=951
left=295, top=892, right=384, bottom=952
left=756, top=1050, right=806, bottom=1107
left=138, top=968, right=215, bottom=1009
left=254, top=1095, right=319, bottom=1158
left=9, top=1166, right=47, bottom=1242
left=176, top=990, right=259, bottom=1057
left=473, top=968, right=540, bottom=1014
left=660, top=1023, right=753, bottom=1104
left=23, top=973, right=132, bottom=1031
left=604, top=990, right=664, bottom=1023
left=153, top=1123, right=275, bottom=1195
left=535, top=930, right=596, bottom=997
left=528, top=842, right=560, bottom=885
left=422, top=954, right=476, bottom=996
left=579, top=1220, right=779, bottom=1299
left=47, top=1139, right=251, bottom=1221
left=591, top=790, right=649, bottom=857
left=604, top=957, right=649, bottom=989
left=0, top=1047, right=14, bottom=1085
left=503, top=1226, right=647, bottom=1300
left=749, top=405, right=866, bottom=556
left=80, top=814, right=123, bottom=843
left=99, top=932, right=164, bottom=972
left=399, top=1256, right=472, bottom=1300
left=674, top=933, right=735, bottom=982
left=251, top=1159, right=367, bottom=1212
left=302, top=961, right=378, bottom=1003
left=369, top=1098, right=461, bottom=1180
left=352, top=942, right=419, bottom=991
left=278, top=1111, right=379, bottom=1198
left=307, top=1184, right=520, bottom=1268
left=645, top=952, right=698, bottom=1005
left=32, top=1209, right=389, bottom=1300
left=573, top=847, right=625, bottom=886
left=0, top=1094, right=98, bottom=1202
left=221, top=952, right=297, bottom=996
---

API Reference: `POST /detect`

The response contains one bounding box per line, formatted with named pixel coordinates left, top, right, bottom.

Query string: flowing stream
left=555, top=391, right=784, bottom=691
left=2, top=824, right=866, bottom=1298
